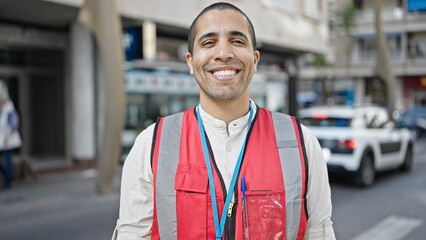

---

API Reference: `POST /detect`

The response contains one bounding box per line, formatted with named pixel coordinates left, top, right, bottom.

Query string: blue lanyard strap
left=196, top=102, right=253, bottom=239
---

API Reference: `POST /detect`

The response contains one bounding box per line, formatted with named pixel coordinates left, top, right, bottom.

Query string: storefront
left=0, top=33, right=67, bottom=166
left=403, top=76, right=426, bottom=108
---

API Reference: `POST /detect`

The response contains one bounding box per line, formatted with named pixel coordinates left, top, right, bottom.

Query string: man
left=114, top=2, right=335, bottom=240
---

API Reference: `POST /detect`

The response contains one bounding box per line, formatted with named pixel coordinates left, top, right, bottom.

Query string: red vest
left=151, top=107, right=308, bottom=240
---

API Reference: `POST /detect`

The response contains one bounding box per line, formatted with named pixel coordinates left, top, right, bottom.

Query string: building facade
left=0, top=0, right=328, bottom=170
left=300, top=0, right=426, bottom=109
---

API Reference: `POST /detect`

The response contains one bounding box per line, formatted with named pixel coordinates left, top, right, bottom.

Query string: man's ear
left=253, top=50, right=260, bottom=73
left=186, top=52, right=194, bottom=75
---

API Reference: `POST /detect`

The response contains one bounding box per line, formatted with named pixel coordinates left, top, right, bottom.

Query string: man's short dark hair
left=188, top=2, right=257, bottom=55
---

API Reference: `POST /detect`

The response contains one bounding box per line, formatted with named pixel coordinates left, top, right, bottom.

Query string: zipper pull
left=227, top=203, right=234, bottom=217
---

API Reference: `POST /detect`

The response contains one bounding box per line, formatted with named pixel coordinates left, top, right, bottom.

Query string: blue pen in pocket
left=241, top=176, right=249, bottom=240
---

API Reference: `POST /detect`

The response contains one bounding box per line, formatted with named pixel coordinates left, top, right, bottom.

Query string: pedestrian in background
left=0, top=81, right=22, bottom=189
left=114, top=2, right=335, bottom=239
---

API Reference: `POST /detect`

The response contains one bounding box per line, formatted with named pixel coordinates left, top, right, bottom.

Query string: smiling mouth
left=210, top=69, right=240, bottom=78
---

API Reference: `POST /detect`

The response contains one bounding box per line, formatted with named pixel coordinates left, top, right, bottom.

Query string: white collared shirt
left=115, top=101, right=336, bottom=240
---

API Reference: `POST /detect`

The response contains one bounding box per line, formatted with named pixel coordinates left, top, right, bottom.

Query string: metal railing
left=355, top=7, right=404, bottom=24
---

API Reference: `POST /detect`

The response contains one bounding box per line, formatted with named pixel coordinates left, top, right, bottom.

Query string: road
left=331, top=138, right=426, bottom=240
left=0, top=168, right=120, bottom=240
left=0, top=139, right=425, bottom=240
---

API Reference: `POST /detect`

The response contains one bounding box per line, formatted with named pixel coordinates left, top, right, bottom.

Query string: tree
left=78, top=0, right=125, bottom=194
left=374, top=0, right=397, bottom=121
left=313, top=55, right=335, bottom=105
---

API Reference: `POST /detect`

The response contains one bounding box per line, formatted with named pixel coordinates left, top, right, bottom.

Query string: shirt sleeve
left=115, top=124, right=155, bottom=240
left=301, top=125, right=336, bottom=240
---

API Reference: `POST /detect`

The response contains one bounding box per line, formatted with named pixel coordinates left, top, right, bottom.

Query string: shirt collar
left=198, top=99, right=257, bottom=130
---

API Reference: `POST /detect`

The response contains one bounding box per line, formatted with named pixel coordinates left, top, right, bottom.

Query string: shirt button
left=226, top=146, right=232, bottom=152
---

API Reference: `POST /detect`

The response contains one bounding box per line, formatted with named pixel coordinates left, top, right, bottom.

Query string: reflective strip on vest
left=155, top=112, right=183, bottom=239
left=154, top=109, right=307, bottom=240
left=271, top=111, right=305, bottom=240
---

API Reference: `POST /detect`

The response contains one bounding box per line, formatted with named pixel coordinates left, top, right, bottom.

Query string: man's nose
left=214, top=41, right=234, bottom=62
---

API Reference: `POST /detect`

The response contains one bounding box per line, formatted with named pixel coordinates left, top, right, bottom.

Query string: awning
left=407, top=0, right=426, bottom=12
left=356, top=32, right=402, bottom=39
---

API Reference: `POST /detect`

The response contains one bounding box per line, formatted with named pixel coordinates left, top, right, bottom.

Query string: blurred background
left=0, top=0, right=425, bottom=239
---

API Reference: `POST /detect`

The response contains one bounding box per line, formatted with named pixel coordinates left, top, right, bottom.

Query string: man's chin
left=206, top=91, right=240, bottom=103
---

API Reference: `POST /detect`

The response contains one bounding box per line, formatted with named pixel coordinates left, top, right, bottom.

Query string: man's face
left=186, top=9, right=260, bottom=103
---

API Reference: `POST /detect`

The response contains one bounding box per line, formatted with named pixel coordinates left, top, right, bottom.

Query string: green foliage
left=313, top=55, right=328, bottom=68
left=341, top=3, right=355, bottom=35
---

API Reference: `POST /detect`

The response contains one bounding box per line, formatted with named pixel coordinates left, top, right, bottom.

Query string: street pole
left=285, top=57, right=299, bottom=116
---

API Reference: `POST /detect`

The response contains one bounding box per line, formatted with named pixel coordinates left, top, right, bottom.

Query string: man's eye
left=202, top=41, right=215, bottom=46
left=232, top=39, right=245, bottom=44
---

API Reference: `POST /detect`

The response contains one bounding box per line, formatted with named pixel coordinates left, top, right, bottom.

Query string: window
left=356, top=34, right=402, bottom=60
left=388, top=35, right=402, bottom=59
left=303, top=0, right=322, bottom=20
left=358, top=38, right=377, bottom=60
left=409, top=36, right=426, bottom=58
left=354, top=0, right=363, bottom=10
left=365, top=109, right=389, bottom=128
left=301, top=117, right=351, bottom=127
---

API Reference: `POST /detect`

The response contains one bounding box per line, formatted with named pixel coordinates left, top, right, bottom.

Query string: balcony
left=355, top=7, right=404, bottom=24
left=349, top=50, right=426, bottom=76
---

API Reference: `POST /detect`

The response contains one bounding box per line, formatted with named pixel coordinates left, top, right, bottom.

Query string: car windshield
left=301, top=117, right=351, bottom=127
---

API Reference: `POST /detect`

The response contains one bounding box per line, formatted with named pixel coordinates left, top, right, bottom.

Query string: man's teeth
left=213, top=70, right=236, bottom=76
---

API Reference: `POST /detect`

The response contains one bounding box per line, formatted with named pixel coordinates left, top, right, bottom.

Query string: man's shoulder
left=151, top=109, right=193, bottom=135
left=162, top=111, right=186, bottom=120
left=161, top=110, right=187, bottom=121
left=263, top=108, right=294, bottom=123
left=268, top=109, right=292, bottom=118
left=133, top=123, right=156, bottom=146
left=265, top=109, right=316, bottom=140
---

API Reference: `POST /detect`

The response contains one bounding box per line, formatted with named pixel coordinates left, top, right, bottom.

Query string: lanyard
left=196, top=102, right=253, bottom=240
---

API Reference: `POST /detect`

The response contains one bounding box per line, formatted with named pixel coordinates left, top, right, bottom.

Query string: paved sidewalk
left=0, top=167, right=122, bottom=240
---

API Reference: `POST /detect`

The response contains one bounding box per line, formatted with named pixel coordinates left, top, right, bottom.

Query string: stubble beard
left=197, top=77, right=248, bottom=103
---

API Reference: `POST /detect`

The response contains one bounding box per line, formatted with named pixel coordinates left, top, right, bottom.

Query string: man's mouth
left=212, top=69, right=237, bottom=77
left=209, top=68, right=240, bottom=80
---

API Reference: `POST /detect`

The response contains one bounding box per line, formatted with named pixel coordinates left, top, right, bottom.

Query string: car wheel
left=399, top=145, right=413, bottom=172
left=355, top=152, right=375, bottom=187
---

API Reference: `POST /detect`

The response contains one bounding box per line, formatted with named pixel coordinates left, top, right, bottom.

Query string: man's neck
left=200, top=94, right=250, bottom=126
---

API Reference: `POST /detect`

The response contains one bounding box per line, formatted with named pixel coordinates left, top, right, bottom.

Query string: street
left=0, top=139, right=425, bottom=240
left=331, top=137, right=426, bottom=240
left=0, top=169, right=120, bottom=240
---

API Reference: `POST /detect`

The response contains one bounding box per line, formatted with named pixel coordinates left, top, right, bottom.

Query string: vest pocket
left=174, top=164, right=208, bottom=239
left=243, top=190, right=285, bottom=240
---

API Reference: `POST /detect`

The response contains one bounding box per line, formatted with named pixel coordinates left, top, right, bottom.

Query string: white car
left=299, top=106, right=414, bottom=187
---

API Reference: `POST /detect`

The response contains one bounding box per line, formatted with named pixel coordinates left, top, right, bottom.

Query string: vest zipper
left=227, top=203, right=234, bottom=217
left=225, top=202, right=236, bottom=240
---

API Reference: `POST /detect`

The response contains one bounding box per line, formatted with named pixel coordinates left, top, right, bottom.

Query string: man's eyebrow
left=198, top=32, right=218, bottom=43
left=197, top=31, right=250, bottom=43
left=229, top=31, right=249, bottom=42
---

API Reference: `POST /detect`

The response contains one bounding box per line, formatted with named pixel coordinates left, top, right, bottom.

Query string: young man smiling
left=114, top=2, right=335, bottom=240
left=186, top=6, right=259, bottom=123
